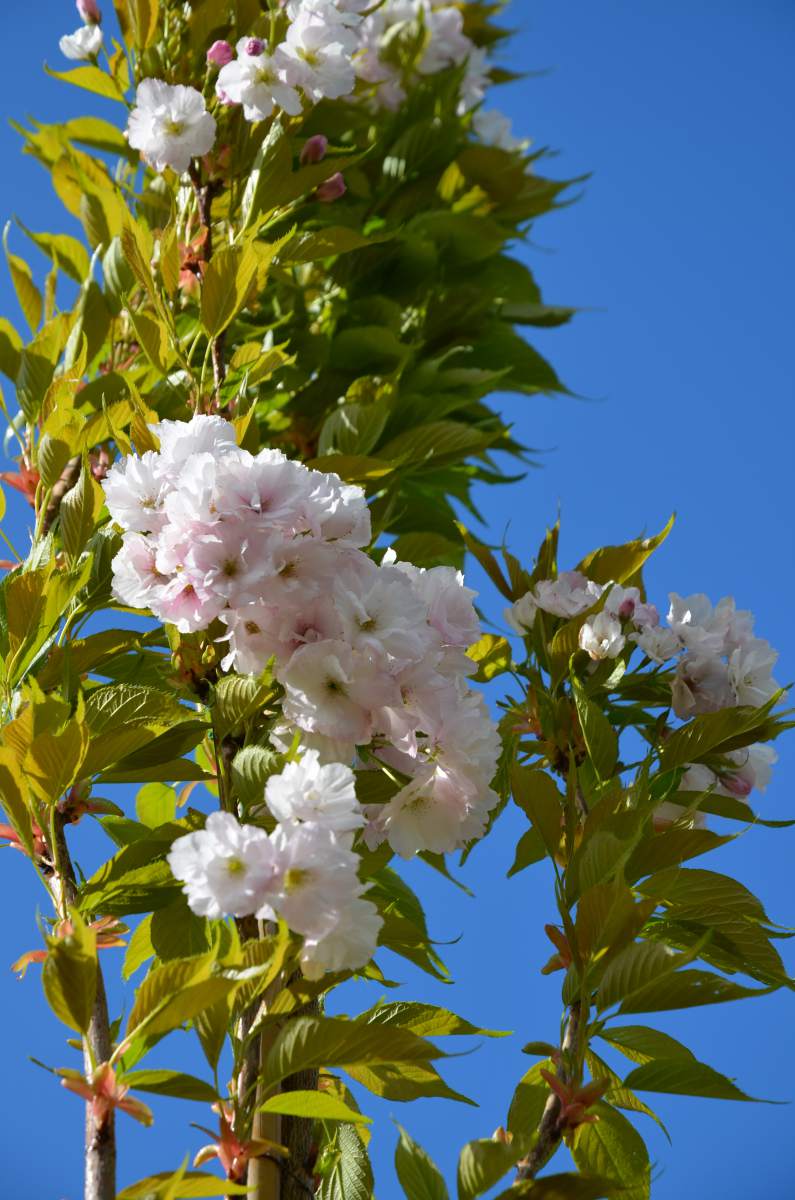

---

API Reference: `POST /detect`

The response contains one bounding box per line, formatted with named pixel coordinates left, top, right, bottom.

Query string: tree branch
left=53, top=814, right=116, bottom=1200
left=515, top=1003, right=581, bottom=1182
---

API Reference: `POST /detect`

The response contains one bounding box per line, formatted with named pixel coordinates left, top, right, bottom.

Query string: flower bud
left=245, top=37, right=265, bottom=56
left=316, top=172, right=346, bottom=203
left=77, top=0, right=101, bottom=22
left=207, top=39, right=234, bottom=67
left=723, top=772, right=753, bottom=798
left=300, top=134, right=328, bottom=165
left=618, top=597, right=636, bottom=620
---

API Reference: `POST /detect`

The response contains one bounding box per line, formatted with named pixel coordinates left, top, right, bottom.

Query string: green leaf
left=511, top=767, right=563, bottom=858
left=572, top=677, right=618, bottom=780
left=41, top=909, right=97, bottom=1034
left=507, top=827, right=546, bottom=877
left=123, top=914, right=154, bottom=980
left=126, top=954, right=234, bottom=1040
left=201, top=244, right=258, bottom=338
left=395, top=1124, right=449, bottom=1200
left=507, top=1059, right=554, bottom=1138
left=360, top=1001, right=509, bottom=1040
left=135, top=783, right=177, bottom=828
left=213, top=673, right=273, bottom=738
left=127, top=0, right=160, bottom=48
left=4, top=227, right=42, bottom=332
left=0, top=750, right=35, bottom=856
left=493, top=1175, right=619, bottom=1200
left=0, top=316, right=22, bottom=379
left=80, top=839, right=181, bottom=915
left=347, top=1060, right=475, bottom=1107
left=128, top=309, right=173, bottom=375
left=457, top=1137, right=523, bottom=1200
left=25, top=719, right=89, bottom=805
left=623, top=1058, right=769, bottom=1103
left=598, top=1024, right=696, bottom=1066
left=625, top=827, right=731, bottom=881
left=59, top=463, right=104, bottom=559
left=118, top=1175, right=251, bottom=1199
left=259, top=1090, right=370, bottom=1124
left=584, top=1049, right=668, bottom=1136
left=284, top=226, right=390, bottom=264
left=319, top=403, right=388, bottom=458
left=576, top=516, right=674, bottom=586
left=17, top=224, right=90, bottom=283
left=618, top=968, right=770, bottom=1014
left=317, top=1122, right=374, bottom=1200
left=150, top=897, right=211, bottom=963
left=262, top=1015, right=444, bottom=1090
left=659, top=694, right=784, bottom=771
left=122, top=1069, right=219, bottom=1103
left=44, top=63, right=125, bottom=102
left=467, top=634, right=512, bottom=682
left=330, top=326, right=409, bottom=375
left=635, top=867, right=770, bottom=924
left=597, top=941, right=683, bottom=1012
left=571, top=1103, right=650, bottom=1200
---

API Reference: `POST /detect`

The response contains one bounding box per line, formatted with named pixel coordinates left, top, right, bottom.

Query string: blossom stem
left=53, top=814, right=116, bottom=1200
left=188, top=166, right=226, bottom=396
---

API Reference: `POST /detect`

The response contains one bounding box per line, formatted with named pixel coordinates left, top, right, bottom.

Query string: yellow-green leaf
left=44, top=63, right=125, bottom=103
left=201, top=244, right=258, bottom=338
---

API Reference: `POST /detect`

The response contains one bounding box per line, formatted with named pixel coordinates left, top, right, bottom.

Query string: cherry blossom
left=127, top=80, right=217, bottom=175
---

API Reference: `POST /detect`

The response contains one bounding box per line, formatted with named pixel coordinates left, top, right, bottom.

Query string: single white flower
left=110, top=533, right=168, bottom=610
left=534, top=571, right=603, bottom=618
left=281, top=11, right=356, bottom=102
left=127, top=79, right=217, bottom=174
left=471, top=108, right=528, bottom=152
left=299, top=896, right=382, bottom=979
left=667, top=592, right=732, bottom=656
left=631, top=624, right=680, bottom=663
left=578, top=611, right=626, bottom=661
left=217, top=40, right=303, bottom=121
left=728, top=638, right=779, bottom=708
left=671, top=654, right=734, bottom=719
left=102, top=450, right=171, bottom=534
left=167, top=812, right=279, bottom=920
left=60, top=24, right=103, bottom=60
left=262, top=822, right=364, bottom=937
left=154, top=414, right=237, bottom=467
left=505, top=591, right=537, bottom=635
left=265, top=750, right=363, bottom=834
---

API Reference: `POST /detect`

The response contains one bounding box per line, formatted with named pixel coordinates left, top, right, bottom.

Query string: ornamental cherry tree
left=0, top=3, right=791, bottom=1200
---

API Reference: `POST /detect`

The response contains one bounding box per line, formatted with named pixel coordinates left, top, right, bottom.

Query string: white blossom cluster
left=103, top=415, right=499, bottom=863
left=506, top=570, right=781, bottom=800
left=71, top=0, right=522, bottom=174
left=168, top=752, right=381, bottom=978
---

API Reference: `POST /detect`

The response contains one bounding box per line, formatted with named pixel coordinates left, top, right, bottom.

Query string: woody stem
left=53, top=814, right=116, bottom=1200
left=515, top=1002, right=582, bottom=1182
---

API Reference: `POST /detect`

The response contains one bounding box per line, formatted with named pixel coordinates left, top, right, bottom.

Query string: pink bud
left=316, top=172, right=346, bottom=203
left=207, top=39, right=234, bottom=67
left=77, top=0, right=101, bottom=21
left=245, top=37, right=265, bottom=56
left=618, top=598, right=636, bottom=621
left=300, top=134, right=329, bottom=166
left=723, top=773, right=753, bottom=798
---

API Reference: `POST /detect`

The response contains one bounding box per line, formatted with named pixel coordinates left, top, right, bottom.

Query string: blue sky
left=0, top=2, right=793, bottom=1197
